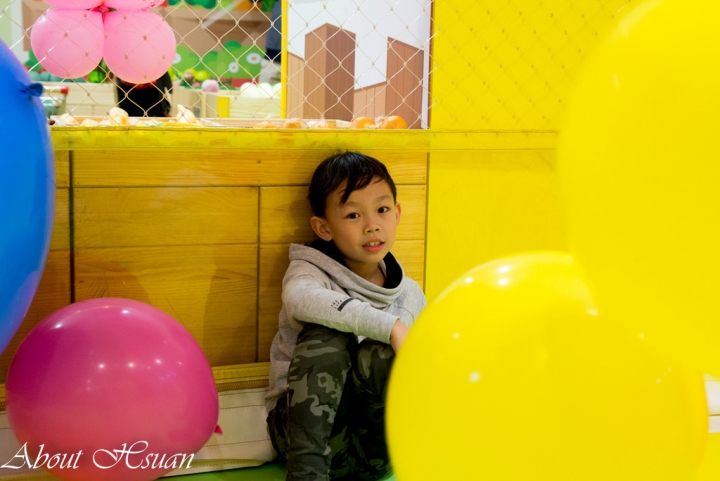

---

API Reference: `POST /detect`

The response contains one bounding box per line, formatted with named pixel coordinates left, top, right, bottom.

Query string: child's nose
left=365, top=224, right=380, bottom=233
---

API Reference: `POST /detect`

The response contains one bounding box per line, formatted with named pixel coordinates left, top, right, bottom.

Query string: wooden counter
left=0, top=128, right=440, bottom=403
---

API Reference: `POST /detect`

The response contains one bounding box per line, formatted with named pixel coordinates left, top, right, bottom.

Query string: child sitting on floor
left=265, top=151, right=426, bottom=481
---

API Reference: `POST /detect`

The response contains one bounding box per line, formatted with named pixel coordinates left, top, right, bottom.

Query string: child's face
left=315, top=177, right=401, bottom=275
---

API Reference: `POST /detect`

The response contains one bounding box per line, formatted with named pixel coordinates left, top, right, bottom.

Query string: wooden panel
left=75, top=244, right=258, bottom=365
left=287, top=53, right=305, bottom=119
left=354, top=82, right=387, bottom=119
left=260, top=185, right=427, bottom=244
left=50, top=188, right=70, bottom=250
left=397, top=186, right=427, bottom=241
left=392, top=239, right=425, bottom=288
left=325, top=27, right=355, bottom=121
left=260, top=187, right=314, bottom=245
left=304, top=26, right=326, bottom=119
left=0, top=250, right=71, bottom=382
left=74, top=187, right=258, bottom=248
left=376, top=152, right=427, bottom=185
left=258, top=243, right=289, bottom=362
left=258, top=239, right=425, bottom=362
left=387, top=37, right=425, bottom=129
left=55, top=150, right=69, bottom=188
left=304, top=24, right=356, bottom=121
left=72, top=150, right=427, bottom=187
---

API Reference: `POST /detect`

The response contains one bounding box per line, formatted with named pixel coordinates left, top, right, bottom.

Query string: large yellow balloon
left=387, top=253, right=707, bottom=481
left=558, top=0, right=720, bottom=373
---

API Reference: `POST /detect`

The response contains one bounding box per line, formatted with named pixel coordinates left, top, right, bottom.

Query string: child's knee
left=294, top=323, right=355, bottom=361
left=289, top=324, right=356, bottom=390
left=354, top=340, right=395, bottom=395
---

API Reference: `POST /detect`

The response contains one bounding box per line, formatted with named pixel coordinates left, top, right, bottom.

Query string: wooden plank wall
left=287, top=53, right=306, bottom=119
left=387, top=37, right=425, bottom=129
left=304, top=24, right=356, bottom=121
left=0, top=150, right=428, bottom=381
left=354, top=82, right=388, bottom=120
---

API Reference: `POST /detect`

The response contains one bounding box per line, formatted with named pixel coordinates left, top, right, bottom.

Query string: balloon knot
left=91, top=5, right=110, bottom=13
left=23, top=82, right=44, bottom=98
left=214, top=425, right=223, bottom=435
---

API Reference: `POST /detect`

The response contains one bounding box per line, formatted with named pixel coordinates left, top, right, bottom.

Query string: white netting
left=0, top=0, right=631, bottom=129
left=0, top=0, right=432, bottom=127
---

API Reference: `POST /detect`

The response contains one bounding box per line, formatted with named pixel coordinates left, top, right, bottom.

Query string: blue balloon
left=0, top=40, right=54, bottom=355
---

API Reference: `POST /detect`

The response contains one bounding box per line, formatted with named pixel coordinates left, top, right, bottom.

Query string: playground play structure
left=4, top=0, right=720, bottom=479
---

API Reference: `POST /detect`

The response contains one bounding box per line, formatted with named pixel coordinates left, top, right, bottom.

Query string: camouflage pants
left=267, top=323, right=395, bottom=481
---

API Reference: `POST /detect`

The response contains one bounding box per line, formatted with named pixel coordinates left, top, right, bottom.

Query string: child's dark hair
left=308, top=152, right=397, bottom=217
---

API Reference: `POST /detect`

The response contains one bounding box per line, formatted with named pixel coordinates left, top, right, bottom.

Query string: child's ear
left=310, top=216, right=333, bottom=241
left=395, top=203, right=402, bottom=224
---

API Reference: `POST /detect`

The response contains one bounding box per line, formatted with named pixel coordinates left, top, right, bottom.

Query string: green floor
left=165, top=462, right=396, bottom=480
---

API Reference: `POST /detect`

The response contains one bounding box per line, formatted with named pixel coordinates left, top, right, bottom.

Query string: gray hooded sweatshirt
left=265, top=240, right=427, bottom=412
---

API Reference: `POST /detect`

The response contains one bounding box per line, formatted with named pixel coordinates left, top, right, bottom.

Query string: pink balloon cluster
left=31, top=0, right=176, bottom=83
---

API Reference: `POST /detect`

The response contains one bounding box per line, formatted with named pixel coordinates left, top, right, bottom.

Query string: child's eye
left=378, top=206, right=390, bottom=213
left=347, top=213, right=360, bottom=219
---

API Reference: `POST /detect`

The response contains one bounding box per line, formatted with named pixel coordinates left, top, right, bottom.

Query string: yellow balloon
left=387, top=253, right=707, bottom=481
left=558, top=0, right=720, bottom=373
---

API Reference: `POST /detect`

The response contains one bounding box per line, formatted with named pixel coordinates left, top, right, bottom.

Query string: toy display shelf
left=42, top=81, right=117, bottom=117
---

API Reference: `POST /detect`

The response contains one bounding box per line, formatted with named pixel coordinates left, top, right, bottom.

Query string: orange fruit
left=253, top=120, right=278, bottom=128
left=349, top=117, right=376, bottom=129
left=377, top=115, right=408, bottom=129
left=282, top=117, right=307, bottom=128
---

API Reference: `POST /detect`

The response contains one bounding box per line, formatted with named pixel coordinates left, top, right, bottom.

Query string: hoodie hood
left=289, top=240, right=404, bottom=308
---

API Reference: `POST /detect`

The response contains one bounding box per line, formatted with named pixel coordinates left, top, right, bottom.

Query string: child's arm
left=283, top=271, right=400, bottom=344
left=389, top=319, right=409, bottom=352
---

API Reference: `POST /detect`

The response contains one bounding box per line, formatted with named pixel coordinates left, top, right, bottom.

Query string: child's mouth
left=363, top=241, right=384, bottom=252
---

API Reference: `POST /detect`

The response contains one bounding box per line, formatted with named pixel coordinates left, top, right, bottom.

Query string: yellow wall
left=424, top=0, right=633, bottom=300
left=430, top=0, right=633, bottom=131
left=425, top=148, right=566, bottom=298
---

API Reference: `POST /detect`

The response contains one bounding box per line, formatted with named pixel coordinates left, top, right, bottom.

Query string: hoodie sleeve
left=282, top=262, right=399, bottom=343
left=405, top=278, right=427, bottom=321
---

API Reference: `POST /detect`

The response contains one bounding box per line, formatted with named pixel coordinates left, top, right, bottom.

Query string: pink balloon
left=104, top=11, right=176, bottom=84
left=30, top=9, right=104, bottom=79
left=6, top=298, right=219, bottom=481
left=104, top=0, right=164, bottom=10
left=43, top=0, right=103, bottom=8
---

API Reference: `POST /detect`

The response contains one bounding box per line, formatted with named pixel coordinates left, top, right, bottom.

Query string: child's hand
left=390, top=320, right=409, bottom=353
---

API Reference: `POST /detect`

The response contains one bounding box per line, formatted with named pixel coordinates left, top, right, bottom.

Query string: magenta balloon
left=30, top=9, right=104, bottom=79
left=104, top=11, right=176, bottom=84
left=43, top=0, right=103, bottom=8
left=5, top=298, right=219, bottom=481
left=104, top=0, right=164, bottom=10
